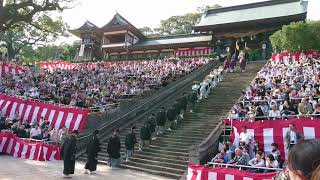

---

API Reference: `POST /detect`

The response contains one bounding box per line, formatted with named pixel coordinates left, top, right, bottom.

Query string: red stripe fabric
left=0, top=133, right=61, bottom=161
left=188, top=163, right=276, bottom=180
left=0, top=93, right=89, bottom=132
left=224, top=118, right=320, bottom=161
left=0, top=63, right=24, bottom=77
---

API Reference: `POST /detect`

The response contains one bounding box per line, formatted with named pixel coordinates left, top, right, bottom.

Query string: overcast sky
left=59, top=0, right=320, bottom=43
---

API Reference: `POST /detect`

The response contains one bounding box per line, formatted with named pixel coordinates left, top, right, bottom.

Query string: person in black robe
left=107, top=129, right=121, bottom=168
left=125, top=126, right=136, bottom=162
left=84, top=130, right=101, bottom=174
left=61, top=130, right=78, bottom=177
left=156, top=107, right=166, bottom=135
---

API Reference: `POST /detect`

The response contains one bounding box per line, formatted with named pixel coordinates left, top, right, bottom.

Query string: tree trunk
left=0, top=0, right=4, bottom=32
left=6, top=42, right=16, bottom=59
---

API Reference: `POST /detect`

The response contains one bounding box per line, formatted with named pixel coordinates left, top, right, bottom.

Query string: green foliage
left=0, top=15, right=67, bottom=59
left=20, top=42, right=80, bottom=63
left=154, top=13, right=202, bottom=35
left=269, top=21, right=320, bottom=52
left=140, top=12, right=203, bottom=37
left=0, top=0, right=74, bottom=32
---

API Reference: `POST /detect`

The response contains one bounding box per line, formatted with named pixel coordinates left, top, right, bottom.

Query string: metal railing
left=206, top=162, right=282, bottom=171
left=76, top=60, right=217, bottom=157
left=19, top=137, right=61, bottom=145
left=226, top=113, right=320, bottom=121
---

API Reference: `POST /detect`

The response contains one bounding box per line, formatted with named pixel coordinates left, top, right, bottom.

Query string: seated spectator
left=264, top=154, right=279, bottom=173
left=270, top=143, right=281, bottom=163
left=42, top=129, right=51, bottom=141
left=40, top=118, right=50, bottom=130
left=30, top=124, right=42, bottom=140
left=268, top=105, right=281, bottom=119
left=248, top=151, right=265, bottom=173
left=287, top=139, right=320, bottom=180
left=15, top=124, right=28, bottom=138
left=298, top=98, right=313, bottom=115
left=240, top=145, right=251, bottom=165
left=281, top=100, right=296, bottom=116
left=227, top=139, right=236, bottom=155
left=210, top=149, right=227, bottom=164
left=253, top=141, right=264, bottom=159
left=227, top=148, right=246, bottom=165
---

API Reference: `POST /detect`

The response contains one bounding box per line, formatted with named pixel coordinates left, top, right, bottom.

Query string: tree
left=20, top=42, right=80, bottom=63
left=0, top=15, right=67, bottom=59
left=153, top=13, right=202, bottom=35
left=269, top=21, right=320, bottom=52
left=0, top=0, right=75, bottom=32
left=139, top=27, right=154, bottom=36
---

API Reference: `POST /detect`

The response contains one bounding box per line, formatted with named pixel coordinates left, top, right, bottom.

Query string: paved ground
left=0, top=155, right=171, bottom=180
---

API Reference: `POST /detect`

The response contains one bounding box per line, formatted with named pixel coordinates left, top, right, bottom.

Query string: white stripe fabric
left=13, top=142, right=20, bottom=157
left=2, top=101, right=11, bottom=114
left=54, top=111, right=64, bottom=129
left=9, top=102, right=18, bottom=120
left=47, top=110, right=56, bottom=124
left=208, top=172, right=217, bottom=180
left=42, top=147, right=48, bottom=161
left=0, top=137, right=7, bottom=152
left=18, top=104, right=25, bottom=117
left=72, top=114, right=83, bottom=131
left=49, top=150, right=56, bottom=161
left=233, top=127, right=240, bottom=147
left=225, top=174, right=234, bottom=180
left=65, top=113, right=74, bottom=129
left=31, top=106, right=40, bottom=124
left=22, top=105, right=32, bottom=122
left=20, top=144, right=28, bottom=159
left=6, top=138, right=14, bottom=154
left=0, top=93, right=88, bottom=132
left=303, top=127, right=315, bottom=140
left=282, top=128, right=289, bottom=159
left=263, top=128, right=274, bottom=154
left=29, top=145, right=36, bottom=160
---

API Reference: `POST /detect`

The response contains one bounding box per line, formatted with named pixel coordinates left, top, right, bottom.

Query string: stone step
left=120, top=164, right=181, bottom=179
left=125, top=157, right=187, bottom=170
left=122, top=160, right=185, bottom=175
left=133, top=153, right=189, bottom=164
left=144, top=148, right=189, bottom=157
left=148, top=144, right=188, bottom=153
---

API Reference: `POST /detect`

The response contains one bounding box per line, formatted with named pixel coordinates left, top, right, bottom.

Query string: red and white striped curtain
left=0, top=63, right=24, bottom=77
left=188, top=163, right=276, bottom=180
left=271, top=50, right=320, bottom=62
left=225, top=118, right=320, bottom=161
left=0, top=93, right=89, bottom=132
left=0, top=133, right=61, bottom=161
left=176, top=48, right=212, bottom=57
left=40, top=61, right=97, bottom=71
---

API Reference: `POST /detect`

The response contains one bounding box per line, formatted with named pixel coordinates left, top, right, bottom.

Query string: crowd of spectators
left=208, top=52, right=320, bottom=175
left=228, top=53, right=320, bottom=121
left=209, top=124, right=303, bottom=173
left=0, top=58, right=208, bottom=111
left=0, top=111, right=69, bottom=143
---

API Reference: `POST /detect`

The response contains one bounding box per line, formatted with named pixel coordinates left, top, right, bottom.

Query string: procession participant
left=139, top=122, right=151, bottom=152
left=180, top=92, right=188, bottom=119
left=84, top=130, right=101, bottom=174
left=156, top=107, right=166, bottom=135
left=125, top=126, right=137, bottom=162
left=61, top=130, right=78, bottom=178
left=166, top=106, right=176, bottom=131
left=107, top=129, right=121, bottom=168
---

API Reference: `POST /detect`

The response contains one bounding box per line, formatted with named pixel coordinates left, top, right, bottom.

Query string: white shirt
left=290, top=131, right=297, bottom=144
left=266, top=160, right=279, bottom=168
left=268, top=110, right=281, bottom=118
left=239, top=132, right=252, bottom=145
left=30, top=128, right=41, bottom=137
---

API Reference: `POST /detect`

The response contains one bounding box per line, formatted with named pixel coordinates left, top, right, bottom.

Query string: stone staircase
left=78, top=63, right=264, bottom=179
